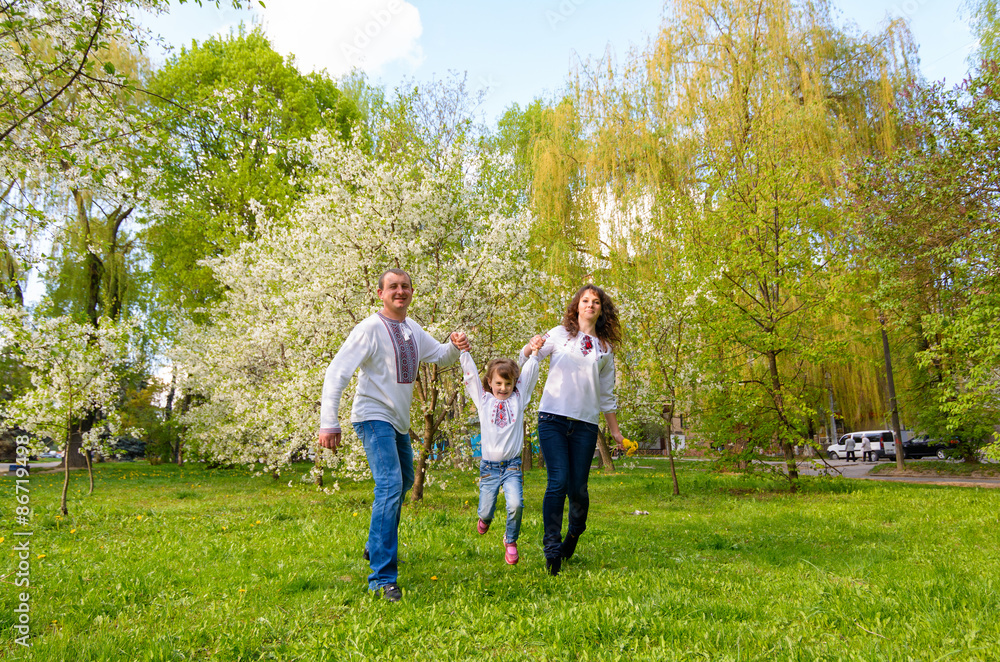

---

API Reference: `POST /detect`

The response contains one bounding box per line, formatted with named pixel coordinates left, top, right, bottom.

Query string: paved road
left=1, top=461, right=62, bottom=476
left=791, top=457, right=1000, bottom=488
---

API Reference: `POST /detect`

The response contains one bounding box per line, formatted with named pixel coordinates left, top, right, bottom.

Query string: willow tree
left=528, top=0, right=917, bottom=488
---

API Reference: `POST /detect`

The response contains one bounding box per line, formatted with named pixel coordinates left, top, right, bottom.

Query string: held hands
left=451, top=331, right=471, bottom=351
left=318, top=431, right=341, bottom=453
left=525, top=335, right=544, bottom=357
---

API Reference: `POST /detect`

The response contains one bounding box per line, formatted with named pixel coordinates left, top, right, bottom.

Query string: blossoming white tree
left=175, top=132, right=544, bottom=499
left=0, top=308, right=135, bottom=514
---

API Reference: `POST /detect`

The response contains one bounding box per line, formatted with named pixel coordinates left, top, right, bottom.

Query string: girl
left=522, top=285, right=624, bottom=576
left=460, top=338, right=542, bottom=565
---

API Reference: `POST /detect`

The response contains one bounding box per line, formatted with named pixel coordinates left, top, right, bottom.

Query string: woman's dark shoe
left=559, top=532, right=579, bottom=560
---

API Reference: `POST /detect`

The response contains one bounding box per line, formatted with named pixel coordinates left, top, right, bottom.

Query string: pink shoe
left=505, top=541, right=518, bottom=565
left=477, top=519, right=490, bottom=535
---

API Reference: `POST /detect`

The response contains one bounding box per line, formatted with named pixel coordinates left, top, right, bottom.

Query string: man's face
left=378, top=273, right=413, bottom=317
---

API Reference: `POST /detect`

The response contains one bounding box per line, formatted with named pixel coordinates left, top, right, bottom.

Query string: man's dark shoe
left=546, top=557, right=561, bottom=576
left=363, top=546, right=370, bottom=561
left=376, top=583, right=402, bottom=602
left=559, top=532, right=579, bottom=560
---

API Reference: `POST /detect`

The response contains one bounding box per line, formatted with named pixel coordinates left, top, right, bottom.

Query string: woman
left=522, top=284, right=625, bottom=576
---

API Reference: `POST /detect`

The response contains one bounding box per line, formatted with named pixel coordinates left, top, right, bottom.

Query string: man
left=318, top=268, right=469, bottom=602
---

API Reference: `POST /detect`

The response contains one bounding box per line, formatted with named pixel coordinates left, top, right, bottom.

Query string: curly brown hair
left=561, top=284, right=622, bottom=351
left=482, top=357, right=520, bottom=394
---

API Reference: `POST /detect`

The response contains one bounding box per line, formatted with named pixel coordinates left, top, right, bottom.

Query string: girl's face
left=577, top=289, right=602, bottom=327
left=488, top=373, right=514, bottom=400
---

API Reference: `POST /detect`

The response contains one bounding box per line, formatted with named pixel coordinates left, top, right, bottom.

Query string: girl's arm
left=516, top=354, right=541, bottom=405
left=520, top=329, right=555, bottom=364
left=459, top=351, right=485, bottom=404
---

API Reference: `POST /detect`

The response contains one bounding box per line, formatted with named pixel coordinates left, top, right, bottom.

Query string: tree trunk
left=62, top=428, right=89, bottom=469
left=765, top=349, right=798, bottom=491
left=411, top=417, right=434, bottom=503
left=85, top=449, right=94, bottom=495
left=662, top=403, right=680, bottom=496
left=782, top=441, right=799, bottom=492
left=60, top=425, right=73, bottom=516
left=521, top=420, right=532, bottom=471
left=880, top=318, right=906, bottom=470
left=596, top=429, right=615, bottom=474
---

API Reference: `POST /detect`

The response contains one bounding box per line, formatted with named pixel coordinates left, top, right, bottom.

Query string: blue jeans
left=353, top=421, right=414, bottom=590
left=478, top=457, right=524, bottom=543
left=538, top=412, right=599, bottom=559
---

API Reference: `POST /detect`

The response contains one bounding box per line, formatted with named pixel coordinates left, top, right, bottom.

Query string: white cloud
left=258, top=0, right=424, bottom=76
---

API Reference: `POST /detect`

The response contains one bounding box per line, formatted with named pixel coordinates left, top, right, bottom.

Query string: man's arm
left=317, top=325, right=372, bottom=452
left=415, top=326, right=467, bottom=366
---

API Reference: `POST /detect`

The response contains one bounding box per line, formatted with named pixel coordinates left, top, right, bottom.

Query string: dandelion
left=37, top=554, right=45, bottom=559
left=238, top=588, right=247, bottom=593
left=136, top=515, right=143, bottom=520
left=353, top=512, right=358, bottom=517
left=255, top=520, right=261, bottom=525
left=431, top=576, right=438, bottom=581
left=70, top=529, right=76, bottom=534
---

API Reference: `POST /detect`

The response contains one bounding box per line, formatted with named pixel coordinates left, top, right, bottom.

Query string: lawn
left=2, top=458, right=998, bottom=661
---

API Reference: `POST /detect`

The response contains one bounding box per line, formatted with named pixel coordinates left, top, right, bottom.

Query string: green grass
left=2, top=459, right=999, bottom=661
left=870, top=460, right=1000, bottom=478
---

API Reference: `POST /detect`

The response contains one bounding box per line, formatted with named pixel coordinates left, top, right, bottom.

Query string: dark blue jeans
left=538, top=412, right=599, bottom=560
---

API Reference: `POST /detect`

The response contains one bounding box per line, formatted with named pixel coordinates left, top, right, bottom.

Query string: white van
left=826, top=430, right=898, bottom=461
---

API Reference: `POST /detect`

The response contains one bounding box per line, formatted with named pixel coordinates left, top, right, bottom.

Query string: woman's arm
left=603, top=411, right=625, bottom=449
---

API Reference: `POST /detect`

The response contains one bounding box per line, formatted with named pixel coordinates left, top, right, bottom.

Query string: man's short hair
left=378, top=268, right=412, bottom=290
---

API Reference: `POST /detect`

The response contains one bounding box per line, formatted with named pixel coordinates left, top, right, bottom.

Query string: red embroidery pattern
left=492, top=400, right=511, bottom=428
left=378, top=313, right=418, bottom=384
left=580, top=335, right=594, bottom=357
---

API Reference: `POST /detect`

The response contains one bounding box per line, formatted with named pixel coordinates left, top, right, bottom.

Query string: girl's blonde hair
left=482, top=358, right=520, bottom=394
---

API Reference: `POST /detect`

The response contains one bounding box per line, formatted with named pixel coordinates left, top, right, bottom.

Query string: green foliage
left=850, top=65, right=1000, bottom=452
left=968, top=0, right=1000, bottom=66
left=142, top=26, right=363, bottom=321
left=2, top=460, right=1000, bottom=659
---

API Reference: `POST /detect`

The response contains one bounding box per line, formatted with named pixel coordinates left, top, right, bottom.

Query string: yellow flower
left=136, top=515, right=143, bottom=520
left=238, top=588, right=247, bottom=593
left=255, top=520, right=261, bottom=525
left=352, top=512, right=358, bottom=517
left=0, top=537, right=4, bottom=544
left=431, top=576, right=438, bottom=581
left=37, top=554, right=45, bottom=559
left=70, top=529, right=76, bottom=534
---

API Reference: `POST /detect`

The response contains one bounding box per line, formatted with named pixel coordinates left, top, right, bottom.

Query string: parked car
left=826, top=430, right=897, bottom=461
left=888, top=434, right=954, bottom=459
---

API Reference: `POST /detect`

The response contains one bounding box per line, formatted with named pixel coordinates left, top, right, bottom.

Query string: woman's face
left=577, top=289, right=602, bottom=326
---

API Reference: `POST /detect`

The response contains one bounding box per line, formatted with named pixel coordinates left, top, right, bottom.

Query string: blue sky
left=146, top=0, right=977, bottom=121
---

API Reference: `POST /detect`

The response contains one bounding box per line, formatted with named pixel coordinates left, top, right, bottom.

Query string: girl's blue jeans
left=477, top=457, right=524, bottom=543
left=353, top=420, right=414, bottom=591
